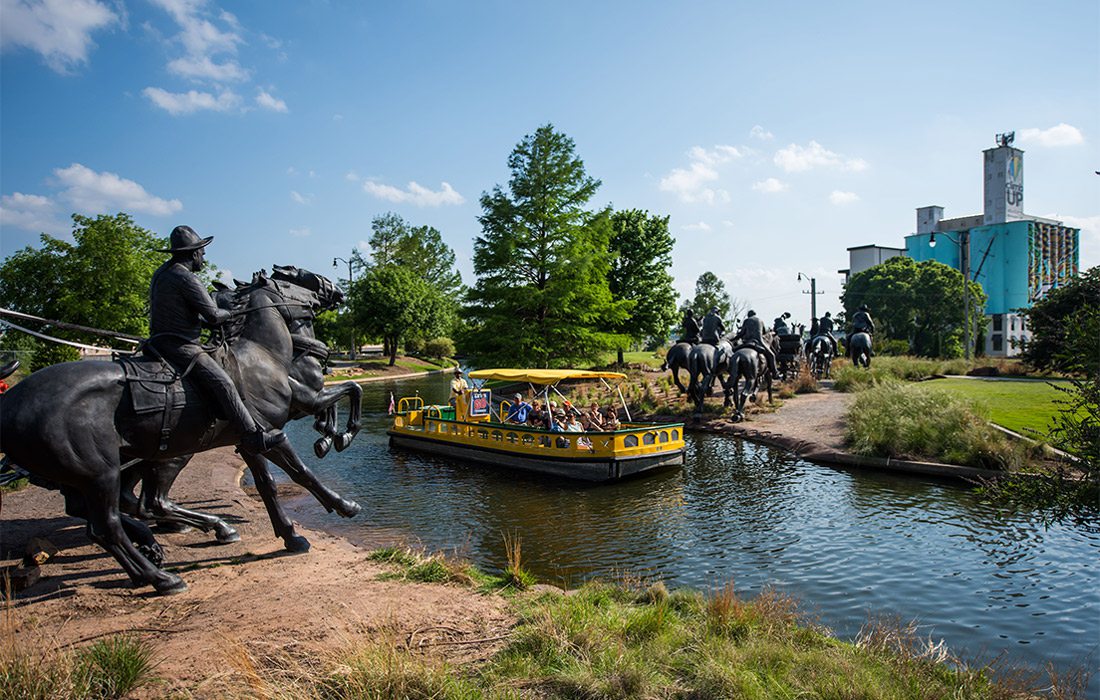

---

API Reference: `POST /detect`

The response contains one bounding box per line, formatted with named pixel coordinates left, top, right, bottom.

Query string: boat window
left=555, top=436, right=569, bottom=449
left=672, top=429, right=679, bottom=441
left=477, top=428, right=488, bottom=440
left=624, top=434, right=639, bottom=448
left=507, top=432, right=518, bottom=444
left=659, top=431, right=669, bottom=443
left=643, top=432, right=656, bottom=445
left=522, top=434, right=534, bottom=447
left=538, top=435, right=551, bottom=448
left=491, top=430, right=502, bottom=442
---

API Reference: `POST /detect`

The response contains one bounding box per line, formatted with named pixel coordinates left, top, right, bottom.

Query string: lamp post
left=333, top=255, right=356, bottom=360
left=928, top=230, right=972, bottom=360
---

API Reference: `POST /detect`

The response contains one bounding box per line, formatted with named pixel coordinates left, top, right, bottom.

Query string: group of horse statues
left=0, top=265, right=365, bottom=594
left=664, top=311, right=874, bottom=422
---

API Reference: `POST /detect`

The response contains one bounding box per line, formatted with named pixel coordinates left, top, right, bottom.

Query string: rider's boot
left=241, top=427, right=287, bottom=455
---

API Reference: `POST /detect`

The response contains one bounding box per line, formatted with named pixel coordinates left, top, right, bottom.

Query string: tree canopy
left=608, top=209, right=678, bottom=358
left=462, top=124, right=629, bottom=368
left=842, top=256, right=986, bottom=358
left=681, top=272, right=743, bottom=325
left=1020, top=265, right=1098, bottom=375
left=0, top=213, right=166, bottom=344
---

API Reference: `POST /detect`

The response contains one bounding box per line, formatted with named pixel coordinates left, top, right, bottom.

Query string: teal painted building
left=848, top=136, right=1080, bottom=356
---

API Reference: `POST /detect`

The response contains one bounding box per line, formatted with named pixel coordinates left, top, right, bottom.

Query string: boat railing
left=398, top=396, right=424, bottom=414
left=394, top=406, right=683, bottom=458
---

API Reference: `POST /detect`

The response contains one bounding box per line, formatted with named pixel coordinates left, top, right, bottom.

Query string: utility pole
left=961, top=229, right=971, bottom=360
left=333, top=254, right=356, bottom=360
left=797, top=273, right=823, bottom=323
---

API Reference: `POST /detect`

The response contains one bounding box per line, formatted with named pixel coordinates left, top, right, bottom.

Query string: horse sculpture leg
left=133, top=456, right=241, bottom=544
left=242, top=451, right=311, bottom=553
left=262, top=441, right=361, bottom=518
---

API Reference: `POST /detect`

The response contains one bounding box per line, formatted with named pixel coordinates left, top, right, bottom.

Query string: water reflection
left=276, top=372, right=1098, bottom=684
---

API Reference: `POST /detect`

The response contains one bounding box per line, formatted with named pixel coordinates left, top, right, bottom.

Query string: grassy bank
left=212, top=548, right=1066, bottom=699
left=921, top=378, right=1071, bottom=438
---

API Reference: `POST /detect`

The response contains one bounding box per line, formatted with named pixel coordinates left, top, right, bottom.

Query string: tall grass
left=0, top=631, right=158, bottom=700
left=846, top=382, right=1036, bottom=469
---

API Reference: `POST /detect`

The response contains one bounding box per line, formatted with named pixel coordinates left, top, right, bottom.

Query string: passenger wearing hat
left=449, top=367, right=469, bottom=419
left=148, top=225, right=285, bottom=454
left=700, top=306, right=726, bottom=346
left=505, top=393, right=532, bottom=424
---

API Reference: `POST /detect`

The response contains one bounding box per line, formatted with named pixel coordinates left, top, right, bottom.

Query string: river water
left=277, top=373, right=1098, bottom=686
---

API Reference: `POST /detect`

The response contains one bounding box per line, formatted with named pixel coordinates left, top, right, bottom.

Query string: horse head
left=271, top=265, right=344, bottom=312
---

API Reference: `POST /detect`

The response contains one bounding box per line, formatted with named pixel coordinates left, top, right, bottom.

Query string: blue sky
left=2, top=0, right=1096, bottom=326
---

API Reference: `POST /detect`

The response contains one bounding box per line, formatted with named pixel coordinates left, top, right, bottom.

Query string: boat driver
left=148, top=226, right=286, bottom=454
left=449, top=367, right=469, bottom=419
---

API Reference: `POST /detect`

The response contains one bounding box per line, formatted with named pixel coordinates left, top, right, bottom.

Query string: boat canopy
left=467, top=368, right=627, bottom=385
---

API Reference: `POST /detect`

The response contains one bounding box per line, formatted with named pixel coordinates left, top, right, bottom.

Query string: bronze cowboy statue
left=773, top=311, right=792, bottom=336
left=148, top=226, right=285, bottom=455
left=677, top=308, right=701, bottom=345
left=700, top=306, right=725, bottom=346
left=730, top=310, right=777, bottom=379
left=847, top=303, right=875, bottom=367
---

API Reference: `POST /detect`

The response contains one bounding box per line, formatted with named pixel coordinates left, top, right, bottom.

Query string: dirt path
left=0, top=448, right=513, bottom=695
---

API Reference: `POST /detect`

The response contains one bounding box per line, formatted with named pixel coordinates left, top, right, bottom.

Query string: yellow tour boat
left=388, top=368, right=685, bottom=482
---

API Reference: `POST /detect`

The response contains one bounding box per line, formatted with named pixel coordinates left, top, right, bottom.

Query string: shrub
left=846, top=382, right=1035, bottom=469
left=423, top=336, right=455, bottom=359
left=404, top=336, right=425, bottom=354
left=72, top=634, right=158, bottom=700
left=877, top=338, right=911, bottom=356
left=30, top=341, right=80, bottom=372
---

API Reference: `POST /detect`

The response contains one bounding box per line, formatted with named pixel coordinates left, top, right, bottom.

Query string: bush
left=876, top=338, right=911, bottom=356
left=404, top=336, right=425, bottom=355
left=30, top=341, right=80, bottom=372
left=846, top=382, right=1033, bottom=469
left=423, top=337, right=455, bottom=359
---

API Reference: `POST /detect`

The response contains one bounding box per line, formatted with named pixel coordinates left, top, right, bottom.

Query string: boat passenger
left=602, top=406, right=621, bottom=430
left=505, top=393, right=533, bottom=424
left=583, top=401, right=604, bottom=430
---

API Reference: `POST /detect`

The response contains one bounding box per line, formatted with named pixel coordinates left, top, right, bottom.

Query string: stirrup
left=240, top=428, right=287, bottom=455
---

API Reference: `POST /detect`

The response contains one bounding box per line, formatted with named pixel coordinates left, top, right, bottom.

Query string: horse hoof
left=334, top=433, right=352, bottom=452
left=313, top=417, right=327, bottom=433
left=215, top=525, right=241, bottom=544
left=284, top=535, right=311, bottom=553
left=336, top=499, right=361, bottom=518
left=154, top=574, right=188, bottom=596
left=314, top=437, right=333, bottom=458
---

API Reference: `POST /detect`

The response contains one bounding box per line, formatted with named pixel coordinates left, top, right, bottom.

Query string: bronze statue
left=662, top=341, right=693, bottom=394
left=773, top=311, right=791, bottom=335
left=726, top=343, right=773, bottom=422
left=700, top=307, right=725, bottom=345
left=730, top=310, right=777, bottom=379
left=0, top=254, right=362, bottom=594
left=847, top=304, right=875, bottom=367
left=148, top=226, right=284, bottom=455
left=678, top=308, right=701, bottom=344
left=686, top=338, right=733, bottom=417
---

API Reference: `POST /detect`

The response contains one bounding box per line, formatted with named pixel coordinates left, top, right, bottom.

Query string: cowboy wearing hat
left=700, top=306, right=726, bottom=346
left=848, top=303, right=875, bottom=355
left=731, top=310, right=778, bottom=378
left=148, top=226, right=285, bottom=454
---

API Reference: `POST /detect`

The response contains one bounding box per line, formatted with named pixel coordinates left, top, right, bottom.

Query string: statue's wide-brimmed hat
left=159, top=225, right=213, bottom=253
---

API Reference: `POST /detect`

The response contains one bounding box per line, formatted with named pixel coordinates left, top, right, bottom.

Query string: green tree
left=0, top=213, right=166, bottom=349
left=462, top=124, right=629, bottom=368
left=350, top=265, right=446, bottom=365
left=607, top=210, right=678, bottom=362
left=681, top=272, right=744, bottom=325
left=842, top=256, right=985, bottom=358
left=1020, top=266, right=1098, bottom=375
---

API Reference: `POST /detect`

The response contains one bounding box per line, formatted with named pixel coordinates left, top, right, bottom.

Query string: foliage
left=423, top=337, right=455, bottom=359
left=351, top=265, right=447, bottom=366
left=680, top=271, right=745, bottom=326
left=0, top=633, right=158, bottom=700
left=842, top=256, right=986, bottom=358
left=462, top=124, right=629, bottom=368
left=924, top=377, right=1074, bottom=438
left=1020, top=265, right=1099, bottom=375
left=846, top=382, right=1035, bottom=469
left=0, top=213, right=166, bottom=347
left=607, top=209, right=679, bottom=358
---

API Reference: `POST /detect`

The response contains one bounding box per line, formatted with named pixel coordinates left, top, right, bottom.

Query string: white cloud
left=53, top=163, right=183, bottom=216
left=167, top=55, right=248, bottom=82
left=0, top=191, right=65, bottom=232
left=289, top=227, right=312, bottom=237
left=829, top=190, right=860, bottom=205
left=362, top=180, right=465, bottom=207
left=683, top=221, right=712, bottom=232
left=774, top=140, right=868, bottom=173
left=149, top=0, right=242, bottom=59
left=722, top=220, right=735, bottom=229
left=333, top=113, right=344, bottom=121
left=0, top=0, right=119, bottom=73
left=659, top=144, right=743, bottom=203
left=752, top=178, right=788, bottom=193
left=290, top=190, right=313, bottom=205
left=286, top=166, right=297, bottom=175
left=1017, top=124, right=1085, bottom=147
left=344, top=171, right=360, bottom=182
left=143, top=86, right=240, bottom=115
left=750, top=125, right=774, bottom=141
left=256, top=88, right=287, bottom=113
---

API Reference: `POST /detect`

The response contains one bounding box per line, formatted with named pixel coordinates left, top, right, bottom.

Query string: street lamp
left=928, top=230, right=973, bottom=360
left=333, top=255, right=356, bottom=360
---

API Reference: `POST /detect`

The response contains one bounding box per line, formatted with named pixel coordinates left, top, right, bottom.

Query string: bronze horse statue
left=809, top=335, right=834, bottom=379
left=726, top=346, right=774, bottom=422
left=848, top=331, right=872, bottom=368
left=117, top=266, right=363, bottom=554
left=687, top=339, right=733, bottom=418
left=1, top=267, right=361, bottom=594
left=661, top=341, right=693, bottom=394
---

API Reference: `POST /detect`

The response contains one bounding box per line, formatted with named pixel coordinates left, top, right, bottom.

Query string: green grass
left=922, top=378, right=1071, bottom=439
left=846, top=381, right=1038, bottom=469
left=1, top=633, right=159, bottom=700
